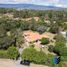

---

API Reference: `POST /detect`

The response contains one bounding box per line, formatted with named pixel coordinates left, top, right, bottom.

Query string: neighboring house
left=60, top=31, right=67, bottom=38
left=44, top=20, right=50, bottom=24
left=22, top=17, right=39, bottom=21
left=65, top=43, right=67, bottom=46
left=4, top=13, right=14, bottom=18
left=64, top=22, right=67, bottom=24
left=60, top=31, right=67, bottom=46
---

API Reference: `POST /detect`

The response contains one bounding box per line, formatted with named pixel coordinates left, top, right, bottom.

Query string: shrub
left=48, top=45, right=54, bottom=52
left=33, top=51, right=47, bottom=64
left=36, top=25, right=46, bottom=34
left=49, top=23, right=59, bottom=34
left=0, top=50, right=8, bottom=58
left=54, top=34, right=66, bottom=43
left=40, top=37, right=49, bottom=45
left=60, top=47, right=67, bottom=56
left=47, top=54, right=55, bottom=66
left=53, top=42, right=65, bottom=55
left=7, top=46, right=19, bottom=60
left=21, top=47, right=47, bottom=64
left=21, top=47, right=37, bottom=62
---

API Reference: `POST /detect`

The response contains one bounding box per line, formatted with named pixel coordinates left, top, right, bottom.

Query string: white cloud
left=12, top=0, right=32, bottom=3
left=32, top=0, right=60, bottom=6
left=0, top=0, right=32, bottom=4
left=0, top=0, right=59, bottom=4
left=0, top=0, right=67, bottom=7
left=0, top=0, right=8, bottom=3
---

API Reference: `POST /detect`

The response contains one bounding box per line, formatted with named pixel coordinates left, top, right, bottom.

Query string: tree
left=49, top=22, right=59, bottom=34
left=34, top=51, right=47, bottom=64
left=40, top=37, right=49, bottom=45
left=63, top=23, right=67, bottom=30
left=47, top=54, right=55, bottom=66
left=60, top=47, right=67, bottom=56
left=22, top=47, right=47, bottom=64
left=0, top=50, right=8, bottom=58
left=54, top=34, right=66, bottom=43
left=36, top=25, right=47, bottom=34
left=7, top=46, right=19, bottom=60
left=29, top=18, right=36, bottom=31
left=20, top=21, right=29, bottom=30
left=16, top=29, right=24, bottom=47
left=53, top=42, right=65, bottom=55
left=22, top=47, right=37, bottom=61
left=48, top=45, right=54, bottom=52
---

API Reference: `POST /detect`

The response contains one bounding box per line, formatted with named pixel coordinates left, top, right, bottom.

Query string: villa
left=64, top=22, right=67, bottom=24
left=23, top=30, right=55, bottom=43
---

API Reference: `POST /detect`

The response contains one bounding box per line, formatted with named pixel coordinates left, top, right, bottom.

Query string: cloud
left=0, top=0, right=67, bottom=7
left=0, top=0, right=32, bottom=4
left=0, top=0, right=60, bottom=4
left=33, top=0, right=59, bottom=5
left=11, top=0, right=32, bottom=3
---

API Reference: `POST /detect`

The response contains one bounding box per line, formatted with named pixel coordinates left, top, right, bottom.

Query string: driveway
left=0, top=59, right=48, bottom=67
left=0, top=59, right=28, bottom=67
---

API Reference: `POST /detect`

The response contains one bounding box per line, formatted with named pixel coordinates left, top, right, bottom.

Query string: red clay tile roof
left=23, top=30, right=55, bottom=42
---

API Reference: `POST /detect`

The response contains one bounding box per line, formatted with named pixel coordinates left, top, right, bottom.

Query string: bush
left=0, top=50, right=8, bottom=58
left=7, top=46, right=19, bottom=60
left=21, top=47, right=37, bottom=62
left=53, top=42, right=65, bottom=55
left=49, top=23, right=59, bottom=34
left=33, top=51, right=47, bottom=64
left=21, top=47, right=47, bottom=64
left=60, top=47, right=67, bottom=56
left=35, top=25, right=46, bottom=34
left=48, top=45, right=54, bottom=52
left=54, top=34, right=66, bottom=43
left=46, top=54, right=56, bottom=67
left=40, top=37, right=49, bottom=45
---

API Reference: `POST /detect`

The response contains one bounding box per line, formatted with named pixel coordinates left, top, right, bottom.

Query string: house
left=44, top=20, right=50, bottom=24
left=23, top=30, right=55, bottom=43
left=60, top=31, right=67, bottom=38
left=22, top=17, right=39, bottom=22
left=64, top=22, right=67, bottom=24
left=60, top=31, right=67, bottom=46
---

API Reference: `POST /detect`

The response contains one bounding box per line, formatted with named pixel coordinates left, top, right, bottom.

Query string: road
left=0, top=59, right=28, bottom=67
left=0, top=59, right=48, bottom=67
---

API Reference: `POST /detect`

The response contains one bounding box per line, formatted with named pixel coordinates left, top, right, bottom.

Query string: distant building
left=60, top=31, right=67, bottom=38
left=64, top=22, right=67, bottom=24
left=44, top=20, right=50, bottom=24
left=60, top=31, right=67, bottom=46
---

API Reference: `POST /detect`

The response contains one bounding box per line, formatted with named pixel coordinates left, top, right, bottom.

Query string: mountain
left=0, top=4, right=65, bottom=10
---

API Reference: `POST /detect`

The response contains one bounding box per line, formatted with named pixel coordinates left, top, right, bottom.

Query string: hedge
left=0, top=50, right=9, bottom=58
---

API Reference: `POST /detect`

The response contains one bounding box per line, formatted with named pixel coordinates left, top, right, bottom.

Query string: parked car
left=20, top=60, right=30, bottom=66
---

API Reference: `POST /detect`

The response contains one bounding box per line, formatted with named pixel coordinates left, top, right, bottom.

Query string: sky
left=0, top=0, right=67, bottom=7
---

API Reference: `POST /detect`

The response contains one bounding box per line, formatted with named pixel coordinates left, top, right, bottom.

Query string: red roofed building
left=64, top=22, right=67, bottom=24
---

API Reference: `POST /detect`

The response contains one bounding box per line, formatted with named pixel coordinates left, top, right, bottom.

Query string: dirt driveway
left=0, top=59, right=48, bottom=67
